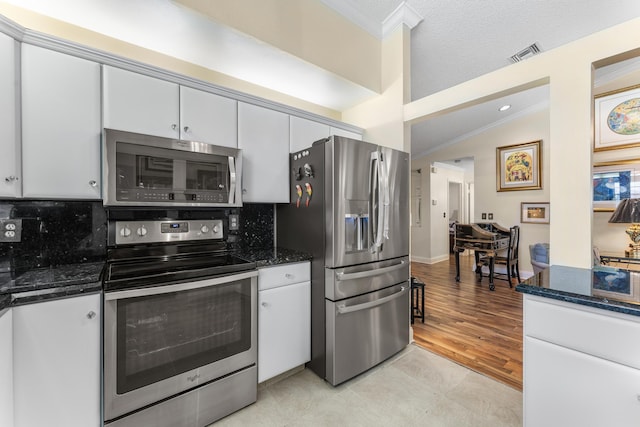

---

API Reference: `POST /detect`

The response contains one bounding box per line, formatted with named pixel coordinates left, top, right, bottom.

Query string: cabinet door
left=0, top=309, right=13, bottom=427
left=258, top=281, right=311, bottom=383
left=21, top=45, right=101, bottom=199
left=0, top=34, right=19, bottom=198
left=238, top=102, right=290, bottom=203
left=103, top=65, right=179, bottom=138
left=180, top=86, right=237, bottom=147
left=289, top=116, right=329, bottom=153
left=13, top=294, right=101, bottom=427
left=525, top=336, right=640, bottom=427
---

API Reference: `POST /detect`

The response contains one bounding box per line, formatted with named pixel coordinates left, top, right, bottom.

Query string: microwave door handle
left=228, top=156, right=237, bottom=204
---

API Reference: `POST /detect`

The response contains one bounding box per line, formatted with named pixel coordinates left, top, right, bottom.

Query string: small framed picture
left=594, top=84, right=640, bottom=152
left=521, top=202, right=550, bottom=224
left=496, top=140, right=542, bottom=192
left=593, top=159, right=640, bottom=212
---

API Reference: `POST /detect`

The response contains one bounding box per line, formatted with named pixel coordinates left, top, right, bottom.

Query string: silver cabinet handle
left=86, top=311, right=97, bottom=319
left=171, top=124, right=177, bottom=130
left=285, top=273, right=294, bottom=280
left=183, top=126, right=190, bottom=133
left=261, top=302, right=269, bottom=308
left=5, top=176, right=18, bottom=182
left=89, top=180, right=97, bottom=187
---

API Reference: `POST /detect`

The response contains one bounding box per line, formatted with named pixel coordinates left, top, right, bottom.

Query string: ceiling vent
left=509, top=43, right=541, bottom=63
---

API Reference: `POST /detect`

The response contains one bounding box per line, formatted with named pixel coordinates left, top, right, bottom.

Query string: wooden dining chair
left=479, top=225, right=521, bottom=288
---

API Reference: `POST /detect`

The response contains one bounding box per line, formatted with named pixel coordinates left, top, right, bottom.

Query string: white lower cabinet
left=0, top=308, right=13, bottom=427
left=258, top=262, right=310, bottom=383
left=523, top=295, right=640, bottom=427
left=525, top=336, right=640, bottom=427
left=13, top=294, right=101, bottom=427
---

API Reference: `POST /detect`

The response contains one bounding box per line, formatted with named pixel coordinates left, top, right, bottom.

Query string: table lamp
left=609, top=198, right=640, bottom=257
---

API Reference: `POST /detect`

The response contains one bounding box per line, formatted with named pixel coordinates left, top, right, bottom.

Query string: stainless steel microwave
left=103, top=129, right=242, bottom=207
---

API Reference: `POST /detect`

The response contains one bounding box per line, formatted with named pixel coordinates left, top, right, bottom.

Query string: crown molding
left=382, top=2, right=423, bottom=38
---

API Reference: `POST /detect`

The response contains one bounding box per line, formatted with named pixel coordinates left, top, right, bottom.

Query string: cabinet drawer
left=258, top=262, right=310, bottom=290
left=525, top=296, right=640, bottom=370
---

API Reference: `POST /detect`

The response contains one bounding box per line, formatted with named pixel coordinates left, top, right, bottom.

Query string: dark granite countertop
left=0, top=261, right=104, bottom=310
left=236, top=246, right=312, bottom=267
left=516, top=265, right=640, bottom=317
left=0, top=248, right=310, bottom=311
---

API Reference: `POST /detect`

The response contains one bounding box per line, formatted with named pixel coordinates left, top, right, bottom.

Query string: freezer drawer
left=325, top=256, right=409, bottom=301
left=325, top=282, right=410, bottom=386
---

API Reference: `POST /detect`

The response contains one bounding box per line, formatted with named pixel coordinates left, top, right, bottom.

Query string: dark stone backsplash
left=0, top=200, right=107, bottom=273
left=237, top=203, right=275, bottom=250
left=0, top=200, right=276, bottom=274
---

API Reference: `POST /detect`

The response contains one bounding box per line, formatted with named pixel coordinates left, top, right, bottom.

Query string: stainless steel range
left=102, top=216, right=257, bottom=427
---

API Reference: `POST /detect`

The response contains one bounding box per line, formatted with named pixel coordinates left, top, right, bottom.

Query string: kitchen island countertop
left=516, top=264, right=640, bottom=317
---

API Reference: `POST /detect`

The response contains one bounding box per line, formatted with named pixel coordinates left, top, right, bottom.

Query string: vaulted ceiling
left=322, top=0, right=640, bottom=157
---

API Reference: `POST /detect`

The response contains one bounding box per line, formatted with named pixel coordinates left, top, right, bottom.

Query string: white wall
left=411, top=108, right=550, bottom=275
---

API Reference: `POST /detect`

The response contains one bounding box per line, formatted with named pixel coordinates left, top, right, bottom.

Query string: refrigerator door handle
left=337, top=286, right=408, bottom=314
left=381, top=153, right=390, bottom=240
left=370, top=150, right=385, bottom=253
left=336, top=259, right=406, bottom=281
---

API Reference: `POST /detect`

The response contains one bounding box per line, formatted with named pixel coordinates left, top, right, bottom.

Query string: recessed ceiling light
left=498, top=104, right=511, bottom=112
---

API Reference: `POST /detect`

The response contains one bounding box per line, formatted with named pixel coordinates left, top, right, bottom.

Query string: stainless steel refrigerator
left=277, top=135, right=410, bottom=386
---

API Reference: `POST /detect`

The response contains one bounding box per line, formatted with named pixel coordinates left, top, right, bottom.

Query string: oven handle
left=104, top=270, right=258, bottom=300
left=336, top=285, right=407, bottom=315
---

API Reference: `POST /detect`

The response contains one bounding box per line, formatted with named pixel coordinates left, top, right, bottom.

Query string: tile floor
left=212, top=344, right=523, bottom=426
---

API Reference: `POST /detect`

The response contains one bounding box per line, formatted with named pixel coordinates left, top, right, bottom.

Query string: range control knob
left=120, top=226, right=132, bottom=238
left=200, top=225, right=210, bottom=234
left=213, top=224, right=221, bottom=234
left=136, top=226, right=147, bottom=237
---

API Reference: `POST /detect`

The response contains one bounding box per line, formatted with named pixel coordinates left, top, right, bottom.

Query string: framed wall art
left=521, top=202, right=550, bottom=224
left=594, top=84, right=640, bottom=152
left=593, top=159, right=640, bottom=211
left=496, top=140, right=542, bottom=192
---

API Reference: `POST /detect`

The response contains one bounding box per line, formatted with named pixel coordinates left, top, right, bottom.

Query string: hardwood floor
left=410, top=254, right=523, bottom=390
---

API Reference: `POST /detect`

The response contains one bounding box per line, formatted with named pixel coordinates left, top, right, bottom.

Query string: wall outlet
left=0, top=219, right=22, bottom=242
left=481, top=213, right=487, bottom=220
left=488, top=213, right=494, bottom=220
left=228, top=214, right=239, bottom=231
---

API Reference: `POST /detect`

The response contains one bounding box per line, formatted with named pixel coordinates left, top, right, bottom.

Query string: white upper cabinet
left=104, top=67, right=239, bottom=146
left=238, top=102, right=290, bottom=203
left=289, top=116, right=330, bottom=153
left=21, top=44, right=101, bottom=199
left=103, top=66, right=180, bottom=139
left=179, top=86, right=237, bottom=147
left=0, top=33, right=20, bottom=198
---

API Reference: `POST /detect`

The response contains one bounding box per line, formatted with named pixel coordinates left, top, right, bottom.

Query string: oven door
left=103, top=270, right=257, bottom=422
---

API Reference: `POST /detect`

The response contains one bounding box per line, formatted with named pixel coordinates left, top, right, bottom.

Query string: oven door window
left=115, top=278, right=252, bottom=394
